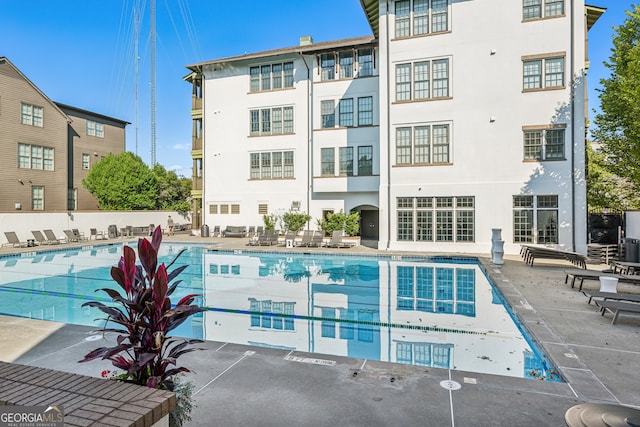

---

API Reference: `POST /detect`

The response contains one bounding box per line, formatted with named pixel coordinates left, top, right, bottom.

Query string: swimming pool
left=0, top=244, right=558, bottom=381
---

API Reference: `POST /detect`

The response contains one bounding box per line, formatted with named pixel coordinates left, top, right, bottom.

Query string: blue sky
left=0, top=1, right=632, bottom=178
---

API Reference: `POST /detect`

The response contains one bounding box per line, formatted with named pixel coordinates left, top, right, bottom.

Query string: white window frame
left=32, top=186, right=44, bottom=211
left=21, top=103, right=43, bottom=127
left=18, top=143, right=54, bottom=170
left=82, top=153, right=91, bottom=170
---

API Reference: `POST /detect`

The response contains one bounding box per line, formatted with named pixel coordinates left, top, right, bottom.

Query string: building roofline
left=0, top=56, right=72, bottom=123
left=54, top=102, right=130, bottom=126
left=360, top=0, right=379, bottom=37
left=586, top=4, right=606, bottom=31
left=186, top=35, right=377, bottom=71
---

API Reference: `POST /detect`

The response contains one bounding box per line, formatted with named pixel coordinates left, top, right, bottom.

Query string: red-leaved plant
left=79, top=226, right=204, bottom=391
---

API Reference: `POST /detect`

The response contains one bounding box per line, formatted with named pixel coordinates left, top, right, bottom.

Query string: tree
left=318, top=211, right=360, bottom=236
left=83, top=152, right=159, bottom=210
left=281, top=212, right=312, bottom=233
left=587, top=143, right=640, bottom=211
left=591, top=5, right=640, bottom=207
left=152, top=164, right=192, bottom=213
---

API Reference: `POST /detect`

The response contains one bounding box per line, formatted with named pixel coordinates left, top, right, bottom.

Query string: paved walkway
left=1, top=235, right=639, bottom=426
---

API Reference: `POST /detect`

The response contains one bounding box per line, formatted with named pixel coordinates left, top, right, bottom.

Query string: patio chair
left=32, top=230, right=56, bottom=245
left=298, top=230, right=314, bottom=247
left=72, top=229, right=88, bottom=241
left=582, top=290, right=640, bottom=305
left=256, top=226, right=264, bottom=235
left=63, top=230, right=79, bottom=242
left=90, top=228, right=107, bottom=240
left=3, top=232, right=29, bottom=248
left=310, top=231, right=325, bottom=248
left=43, top=229, right=63, bottom=244
left=594, top=299, right=640, bottom=325
left=212, top=226, right=221, bottom=237
left=248, top=226, right=256, bottom=238
left=326, top=230, right=355, bottom=248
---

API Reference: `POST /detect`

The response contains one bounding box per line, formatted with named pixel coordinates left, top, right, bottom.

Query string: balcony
left=313, top=174, right=379, bottom=193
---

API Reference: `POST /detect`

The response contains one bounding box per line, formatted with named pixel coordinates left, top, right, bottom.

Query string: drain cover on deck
left=440, top=380, right=461, bottom=390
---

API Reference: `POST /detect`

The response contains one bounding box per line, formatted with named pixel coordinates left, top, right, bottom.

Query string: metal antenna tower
left=150, top=0, right=157, bottom=165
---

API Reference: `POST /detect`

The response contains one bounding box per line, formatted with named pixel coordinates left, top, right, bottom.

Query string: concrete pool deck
left=1, top=235, right=639, bottom=426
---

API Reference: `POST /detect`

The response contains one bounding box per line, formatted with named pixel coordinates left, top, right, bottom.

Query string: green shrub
left=282, top=212, right=312, bottom=233
left=319, top=211, right=360, bottom=236
left=263, top=214, right=279, bottom=230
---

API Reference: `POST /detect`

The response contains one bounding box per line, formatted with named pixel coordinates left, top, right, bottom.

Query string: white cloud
left=172, top=143, right=191, bottom=150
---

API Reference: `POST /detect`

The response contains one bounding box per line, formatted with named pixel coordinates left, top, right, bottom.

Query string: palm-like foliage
left=79, top=226, right=204, bottom=391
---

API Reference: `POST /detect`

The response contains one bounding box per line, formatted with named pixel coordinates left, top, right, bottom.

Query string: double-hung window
left=250, top=106, right=294, bottom=135
left=339, top=147, right=354, bottom=176
left=339, top=98, right=353, bottom=127
left=395, top=0, right=449, bottom=37
left=321, top=100, right=335, bottom=128
left=357, top=49, right=373, bottom=77
left=396, top=58, right=450, bottom=101
left=321, top=148, right=335, bottom=176
left=21, top=103, right=43, bottom=127
left=358, top=97, right=373, bottom=126
left=82, top=153, right=90, bottom=170
left=32, top=186, right=44, bottom=210
left=357, top=146, right=373, bottom=176
left=523, top=126, right=565, bottom=160
left=18, top=143, right=54, bottom=170
left=249, top=62, right=294, bottom=92
left=513, top=195, right=558, bottom=244
left=339, top=51, right=354, bottom=79
left=523, top=0, right=564, bottom=20
left=251, top=151, right=295, bottom=180
left=87, top=120, right=104, bottom=137
left=395, top=123, right=451, bottom=165
left=321, top=54, right=335, bottom=81
left=523, top=54, right=565, bottom=90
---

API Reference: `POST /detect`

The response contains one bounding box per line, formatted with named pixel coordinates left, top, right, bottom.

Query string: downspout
left=570, top=0, right=576, bottom=251
left=298, top=52, right=311, bottom=226
left=385, top=0, right=392, bottom=250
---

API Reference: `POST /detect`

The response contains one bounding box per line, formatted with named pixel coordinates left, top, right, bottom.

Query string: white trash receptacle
left=599, top=276, right=618, bottom=293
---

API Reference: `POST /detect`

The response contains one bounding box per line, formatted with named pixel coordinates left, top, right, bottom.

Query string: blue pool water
left=0, top=244, right=559, bottom=381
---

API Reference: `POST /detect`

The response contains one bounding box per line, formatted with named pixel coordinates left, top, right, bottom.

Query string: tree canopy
left=590, top=5, right=640, bottom=210
left=83, top=152, right=192, bottom=211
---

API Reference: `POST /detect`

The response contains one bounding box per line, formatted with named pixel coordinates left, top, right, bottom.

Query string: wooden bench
left=0, top=361, right=175, bottom=426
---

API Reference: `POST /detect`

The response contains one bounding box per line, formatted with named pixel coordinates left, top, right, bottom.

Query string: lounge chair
left=594, top=299, right=640, bottom=325
left=63, top=230, right=79, bottom=242
left=326, top=230, right=355, bottom=248
left=3, top=232, right=29, bottom=248
left=44, top=229, right=63, bottom=244
left=72, top=229, right=88, bottom=241
left=310, top=231, right=325, bottom=248
left=248, top=226, right=256, bottom=238
left=90, top=228, right=107, bottom=240
left=521, top=245, right=587, bottom=269
left=260, top=229, right=278, bottom=246
left=282, top=231, right=296, bottom=247
left=298, top=230, right=314, bottom=247
left=32, top=230, right=56, bottom=245
left=565, top=268, right=640, bottom=291
left=582, top=290, right=640, bottom=305
left=212, top=226, right=221, bottom=237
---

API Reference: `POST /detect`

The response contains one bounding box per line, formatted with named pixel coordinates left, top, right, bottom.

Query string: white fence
left=0, top=211, right=192, bottom=245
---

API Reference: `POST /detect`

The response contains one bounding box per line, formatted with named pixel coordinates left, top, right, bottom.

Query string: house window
left=250, top=151, right=295, bottom=180
left=523, top=55, right=565, bottom=90
left=18, top=143, right=54, bottom=170
left=339, top=147, right=354, bottom=176
left=395, top=0, right=449, bottom=38
left=523, top=127, right=565, bottom=160
left=357, top=146, right=373, bottom=176
left=358, top=97, right=373, bottom=126
left=513, top=195, right=558, bottom=244
left=339, top=98, right=353, bottom=127
left=21, top=103, right=43, bottom=127
left=249, top=106, right=294, bottom=135
left=249, top=61, right=294, bottom=92
left=339, top=51, right=354, bottom=79
left=321, top=148, right=335, bottom=176
left=32, top=186, right=44, bottom=210
left=321, top=54, right=335, bottom=81
left=523, top=0, right=564, bottom=20
left=87, top=120, right=104, bottom=137
left=397, top=196, right=474, bottom=242
left=321, top=100, right=335, bottom=128
left=395, top=123, right=451, bottom=165
left=396, top=58, right=450, bottom=101
left=358, top=49, right=373, bottom=77
left=82, top=153, right=90, bottom=169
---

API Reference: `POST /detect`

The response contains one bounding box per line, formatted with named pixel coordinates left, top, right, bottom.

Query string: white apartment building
left=186, top=0, right=604, bottom=255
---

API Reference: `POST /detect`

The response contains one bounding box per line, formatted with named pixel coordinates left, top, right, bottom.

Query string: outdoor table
left=565, top=403, right=640, bottom=427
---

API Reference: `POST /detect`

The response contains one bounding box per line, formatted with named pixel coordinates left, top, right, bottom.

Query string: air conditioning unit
left=291, top=201, right=301, bottom=211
